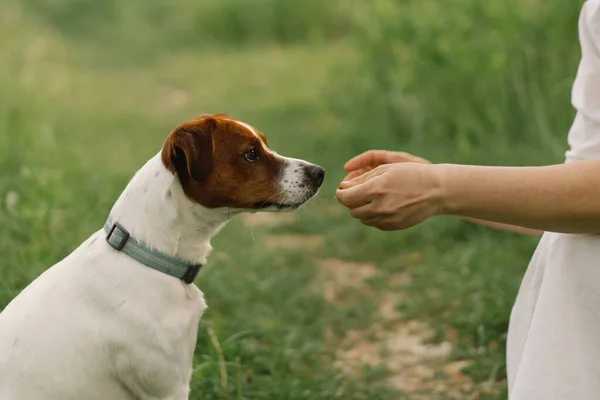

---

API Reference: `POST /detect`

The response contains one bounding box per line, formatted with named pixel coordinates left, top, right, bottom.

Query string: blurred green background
left=0, top=0, right=585, bottom=398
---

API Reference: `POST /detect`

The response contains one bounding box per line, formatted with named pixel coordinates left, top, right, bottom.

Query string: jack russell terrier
left=0, top=114, right=325, bottom=400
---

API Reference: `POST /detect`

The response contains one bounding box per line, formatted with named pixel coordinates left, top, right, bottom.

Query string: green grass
left=0, top=0, right=585, bottom=398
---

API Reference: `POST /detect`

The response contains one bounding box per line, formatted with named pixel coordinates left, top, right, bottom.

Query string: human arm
left=457, top=217, right=543, bottom=235
left=438, top=161, right=600, bottom=234
left=336, top=153, right=600, bottom=234
left=340, top=150, right=543, bottom=235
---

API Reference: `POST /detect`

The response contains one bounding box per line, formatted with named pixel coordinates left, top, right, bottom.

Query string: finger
left=376, top=222, right=400, bottom=231
left=344, top=150, right=391, bottom=172
left=377, top=210, right=431, bottom=231
left=399, top=153, right=431, bottom=164
left=339, top=166, right=387, bottom=190
left=349, top=203, right=379, bottom=220
left=362, top=216, right=399, bottom=231
left=397, top=212, right=432, bottom=230
left=343, top=168, right=370, bottom=182
left=335, top=182, right=374, bottom=209
left=360, top=216, right=382, bottom=228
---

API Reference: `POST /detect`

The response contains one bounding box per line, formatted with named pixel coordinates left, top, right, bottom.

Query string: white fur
left=277, top=156, right=319, bottom=206
left=0, top=153, right=237, bottom=400
left=228, top=119, right=261, bottom=141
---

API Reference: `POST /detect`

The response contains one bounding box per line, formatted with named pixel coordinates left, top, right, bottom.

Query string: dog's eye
left=243, top=149, right=259, bottom=162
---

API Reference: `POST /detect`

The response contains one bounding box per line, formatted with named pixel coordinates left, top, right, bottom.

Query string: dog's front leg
left=159, top=386, right=191, bottom=400
left=113, top=346, right=194, bottom=400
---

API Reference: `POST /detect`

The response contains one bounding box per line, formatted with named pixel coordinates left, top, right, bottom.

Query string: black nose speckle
left=304, top=165, right=325, bottom=187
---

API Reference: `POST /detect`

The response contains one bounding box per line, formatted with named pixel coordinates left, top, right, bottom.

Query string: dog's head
left=161, top=114, right=325, bottom=211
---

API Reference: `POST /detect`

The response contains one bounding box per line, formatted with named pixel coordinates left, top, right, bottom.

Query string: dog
left=0, top=114, right=325, bottom=400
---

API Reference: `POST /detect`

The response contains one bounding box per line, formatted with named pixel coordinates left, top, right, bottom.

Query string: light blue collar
left=104, top=219, right=202, bottom=284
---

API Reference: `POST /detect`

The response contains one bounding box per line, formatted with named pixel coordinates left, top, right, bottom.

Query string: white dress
left=506, top=1, right=600, bottom=398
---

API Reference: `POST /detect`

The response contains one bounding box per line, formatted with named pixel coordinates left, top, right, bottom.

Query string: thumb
left=339, top=166, right=387, bottom=190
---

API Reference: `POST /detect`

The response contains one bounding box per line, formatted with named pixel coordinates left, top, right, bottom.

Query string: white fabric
left=506, top=1, right=600, bottom=398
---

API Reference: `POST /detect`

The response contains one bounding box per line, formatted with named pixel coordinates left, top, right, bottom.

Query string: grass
left=0, top=0, right=585, bottom=398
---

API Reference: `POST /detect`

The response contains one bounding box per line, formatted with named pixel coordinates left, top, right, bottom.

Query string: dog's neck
left=107, top=153, right=230, bottom=266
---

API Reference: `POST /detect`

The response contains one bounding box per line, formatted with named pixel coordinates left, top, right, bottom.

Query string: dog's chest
left=0, top=232, right=207, bottom=399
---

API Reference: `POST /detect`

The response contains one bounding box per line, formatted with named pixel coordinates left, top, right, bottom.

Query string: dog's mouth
left=253, top=201, right=304, bottom=210
left=252, top=169, right=324, bottom=212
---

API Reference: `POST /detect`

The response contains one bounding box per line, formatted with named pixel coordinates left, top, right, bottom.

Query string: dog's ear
left=162, top=117, right=217, bottom=182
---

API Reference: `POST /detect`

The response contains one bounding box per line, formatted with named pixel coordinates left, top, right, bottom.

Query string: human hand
left=336, top=162, right=444, bottom=231
left=343, top=150, right=430, bottom=181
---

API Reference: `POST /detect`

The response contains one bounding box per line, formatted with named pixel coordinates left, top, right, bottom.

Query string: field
left=0, top=0, right=585, bottom=398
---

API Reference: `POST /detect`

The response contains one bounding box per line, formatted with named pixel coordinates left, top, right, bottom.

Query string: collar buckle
left=106, top=222, right=130, bottom=251
left=182, top=263, right=202, bottom=284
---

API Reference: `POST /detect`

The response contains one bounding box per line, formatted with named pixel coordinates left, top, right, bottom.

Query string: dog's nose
left=305, top=165, right=325, bottom=186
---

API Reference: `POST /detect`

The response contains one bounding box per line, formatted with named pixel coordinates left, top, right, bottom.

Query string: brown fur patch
left=161, top=114, right=286, bottom=209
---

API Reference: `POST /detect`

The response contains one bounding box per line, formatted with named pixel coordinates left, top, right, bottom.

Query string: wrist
left=433, top=163, right=459, bottom=216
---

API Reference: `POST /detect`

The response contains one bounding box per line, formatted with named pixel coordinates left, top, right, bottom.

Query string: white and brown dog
left=0, top=114, right=325, bottom=400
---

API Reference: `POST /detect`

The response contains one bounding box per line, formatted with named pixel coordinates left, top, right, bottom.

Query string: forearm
left=459, top=216, right=544, bottom=235
left=439, top=160, right=600, bottom=234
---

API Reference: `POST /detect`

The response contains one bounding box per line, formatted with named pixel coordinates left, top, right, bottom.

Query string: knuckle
left=382, top=207, right=396, bottom=216
left=363, top=150, right=377, bottom=160
left=363, top=187, right=378, bottom=200
left=349, top=209, right=361, bottom=218
left=368, top=182, right=386, bottom=197
left=374, top=204, right=391, bottom=215
left=338, top=197, right=353, bottom=208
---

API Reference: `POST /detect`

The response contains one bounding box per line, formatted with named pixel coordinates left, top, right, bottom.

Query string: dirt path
left=316, top=257, right=477, bottom=400
left=242, top=215, right=498, bottom=399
